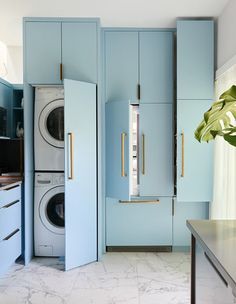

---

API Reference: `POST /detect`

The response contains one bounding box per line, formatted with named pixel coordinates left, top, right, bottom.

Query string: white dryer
left=34, top=86, right=64, bottom=171
left=34, top=172, right=65, bottom=257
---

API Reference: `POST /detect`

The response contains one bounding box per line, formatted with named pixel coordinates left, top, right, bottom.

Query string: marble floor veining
left=0, top=252, right=190, bottom=304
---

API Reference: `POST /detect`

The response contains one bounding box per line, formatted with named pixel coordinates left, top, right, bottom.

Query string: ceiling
left=0, top=0, right=230, bottom=46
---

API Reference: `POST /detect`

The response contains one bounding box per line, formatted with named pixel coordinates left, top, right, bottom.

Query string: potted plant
left=195, top=85, right=236, bottom=146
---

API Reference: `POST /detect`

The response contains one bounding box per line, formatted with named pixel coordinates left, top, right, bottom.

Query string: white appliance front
left=34, top=172, right=65, bottom=257
left=34, top=86, right=64, bottom=171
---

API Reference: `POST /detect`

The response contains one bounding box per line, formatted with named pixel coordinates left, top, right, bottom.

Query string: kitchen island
left=187, top=220, right=236, bottom=304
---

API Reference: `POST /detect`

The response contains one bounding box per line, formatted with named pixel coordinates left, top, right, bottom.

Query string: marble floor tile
left=0, top=252, right=190, bottom=304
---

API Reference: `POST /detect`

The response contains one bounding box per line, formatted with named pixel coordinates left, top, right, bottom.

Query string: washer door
left=39, top=186, right=65, bottom=235
left=39, top=99, right=64, bottom=148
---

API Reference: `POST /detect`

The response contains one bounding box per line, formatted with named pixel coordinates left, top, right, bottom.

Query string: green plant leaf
left=195, top=85, right=236, bottom=146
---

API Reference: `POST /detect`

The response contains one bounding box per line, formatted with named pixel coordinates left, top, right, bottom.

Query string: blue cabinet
left=104, top=30, right=173, bottom=104
left=104, top=31, right=139, bottom=102
left=139, top=32, right=173, bottom=103
left=106, top=197, right=172, bottom=246
left=64, top=79, right=97, bottom=270
left=106, top=100, right=130, bottom=201
left=24, top=19, right=99, bottom=85
left=106, top=102, right=173, bottom=199
left=177, top=100, right=213, bottom=202
left=24, top=21, right=62, bottom=84
left=177, top=20, right=214, bottom=100
left=0, top=78, right=13, bottom=137
left=139, top=104, right=173, bottom=196
left=0, top=183, right=22, bottom=277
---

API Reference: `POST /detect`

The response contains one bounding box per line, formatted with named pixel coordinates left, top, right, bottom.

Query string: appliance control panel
left=35, top=172, right=64, bottom=186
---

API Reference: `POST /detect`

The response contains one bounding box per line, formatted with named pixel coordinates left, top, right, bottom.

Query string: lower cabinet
left=173, top=201, right=209, bottom=248
left=106, top=197, right=172, bottom=247
left=196, top=241, right=235, bottom=303
left=0, top=183, right=22, bottom=277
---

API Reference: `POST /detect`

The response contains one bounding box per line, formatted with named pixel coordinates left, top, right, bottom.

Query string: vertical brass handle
left=137, top=84, right=141, bottom=100
left=121, top=132, right=127, bottom=177
left=68, top=132, right=74, bottom=180
left=181, top=132, right=184, bottom=177
left=60, top=63, right=63, bottom=81
left=142, top=134, right=145, bottom=175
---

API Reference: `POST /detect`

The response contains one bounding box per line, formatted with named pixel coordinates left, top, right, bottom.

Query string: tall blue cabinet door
left=24, top=22, right=62, bottom=84
left=64, top=79, right=97, bottom=271
left=62, top=22, right=98, bottom=83
left=106, top=101, right=130, bottom=201
left=177, top=100, right=213, bottom=202
left=139, top=32, right=173, bottom=103
left=105, top=32, right=138, bottom=102
left=0, top=80, right=13, bottom=137
left=177, top=20, right=214, bottom=100
left=139, top=104, right=173, bottom=196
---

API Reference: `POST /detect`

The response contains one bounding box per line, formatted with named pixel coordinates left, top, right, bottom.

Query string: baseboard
left=106, top=246, right=172, bottom=252
left=172, top=246, right=190, bottom=253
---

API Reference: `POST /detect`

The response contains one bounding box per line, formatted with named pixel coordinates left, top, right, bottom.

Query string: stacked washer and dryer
left=34, top=87, right=65, bottom=257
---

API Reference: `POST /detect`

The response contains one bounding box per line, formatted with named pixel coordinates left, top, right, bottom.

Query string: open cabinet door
left=106, top=100, right=130, bottom=201
left=64, top=79, right=97, bottom=271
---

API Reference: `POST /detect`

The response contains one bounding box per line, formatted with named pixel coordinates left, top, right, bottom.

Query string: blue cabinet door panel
left=177, top=20, right=214, bottom=100
left=64, top=79, right=97, bottom=270
left=173, top=201, right=209, bottom=247
left=106, top=101, right=130, bottom=201
left=105, top=32, right=138, bottom=102
left=25, top=22, right=62, bottom=84
left=139, top=104, right=174, bottom=196
left=139, top=32, right=173, bottom=103
left=62, top=22, right=98, bottom=83
left=0, top=80, right=12, bottom=137
left=106, top=197, right=172, bottom=246
left=177, top=100, right=213, bottom=202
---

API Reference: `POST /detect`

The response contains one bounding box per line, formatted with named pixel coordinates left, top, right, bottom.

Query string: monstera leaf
left=195, top=85, right=236, bottom=147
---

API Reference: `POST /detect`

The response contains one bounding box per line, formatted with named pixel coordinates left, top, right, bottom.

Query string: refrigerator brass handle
left=181, top=132, right=184, bottom=177
left=60, top=63, right=63, bottom=81
left=142, top=134, right=145, bottom=175
left=121, top=132, right=127, bottom=177
left=68, top=132, right=74, bottom=180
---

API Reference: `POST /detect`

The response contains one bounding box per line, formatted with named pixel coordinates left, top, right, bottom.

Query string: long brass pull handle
left=60, top=63, right=63, bottom=81
left=142, top=134, right=145, bottom=175
left=68, top=133, right=74, bottom=180
left=121, top=132, right=127, bottom=177
left=137, top=84, right=141, bottom=100
left=4, top=229, right=20, bottom=241
left=181, top=132, right=184, bottom=177
left=2, top=200, right=20, bottom=209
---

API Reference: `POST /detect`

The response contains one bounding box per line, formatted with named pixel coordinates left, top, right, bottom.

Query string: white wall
left=6, top=46, right=23, bottom=84
left=217, top=0, right=236, bottom=69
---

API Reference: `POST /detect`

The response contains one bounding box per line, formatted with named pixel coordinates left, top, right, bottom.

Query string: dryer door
left=39, top=99, right=64, bottom=148
left=39, top=186, right=65, bottom=235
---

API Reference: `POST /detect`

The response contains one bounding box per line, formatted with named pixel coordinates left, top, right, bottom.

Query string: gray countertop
left=187, top=220, right=236, bottom=292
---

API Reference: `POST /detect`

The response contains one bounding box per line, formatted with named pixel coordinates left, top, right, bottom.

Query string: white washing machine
left=34, top=172, right=65, bottom=257
left=34, top=86, right=64, bottom=171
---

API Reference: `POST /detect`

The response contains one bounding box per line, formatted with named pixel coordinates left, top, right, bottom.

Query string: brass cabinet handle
left=181, top=132, right=184, bottom=177
left=137, top=84, right=141, bottom=100
left=68, top=132, right=74, bottom=180
left=142, top=134, right=145, bottom=175
left=121, top=132, right=127, bottom=177
left=60, top=63, right=63, bottom=81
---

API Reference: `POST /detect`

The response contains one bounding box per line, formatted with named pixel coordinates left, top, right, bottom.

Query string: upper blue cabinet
left=24, top=19, right=99, bottom=85
left=177, top=20, right=214, bottom=100
left=105, top=31, right=139, bottom=102
left=139, top=32, right=173, bottom=103
left=104, top=30, right=173, bottom=104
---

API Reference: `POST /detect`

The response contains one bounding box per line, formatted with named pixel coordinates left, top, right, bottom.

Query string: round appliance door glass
left=39, top=99, right=64, bottom=148
left=39, top=186, right=65, bottom=235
